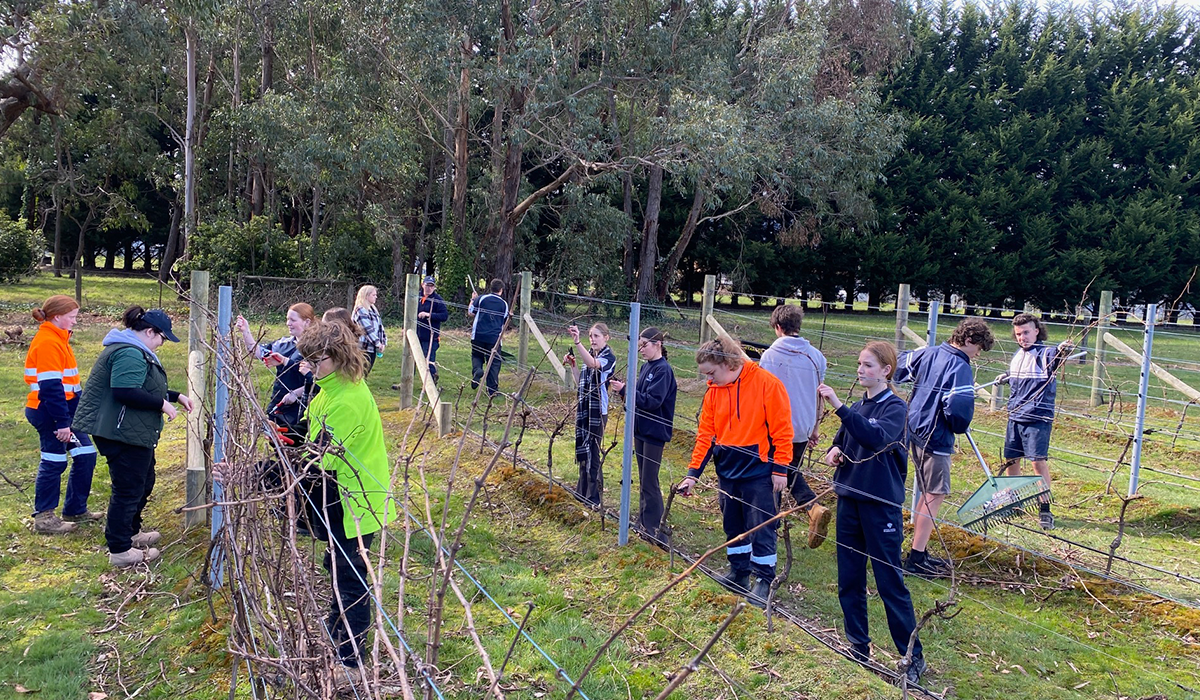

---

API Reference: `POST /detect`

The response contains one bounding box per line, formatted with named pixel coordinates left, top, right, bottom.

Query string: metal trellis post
left=210, top=284, right=232, bottom=585
left=1129, top=303, right=1156, bottom=498
left=619, top=302, right=640, bottom=546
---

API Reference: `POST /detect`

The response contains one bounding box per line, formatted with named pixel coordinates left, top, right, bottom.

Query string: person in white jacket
left=759, top=304, right=832, bottom=548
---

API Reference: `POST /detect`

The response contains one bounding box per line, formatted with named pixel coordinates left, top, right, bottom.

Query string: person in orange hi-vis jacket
left=678, top=335, right=794, bottom=608
left=25, top=295, right=101, bottom=534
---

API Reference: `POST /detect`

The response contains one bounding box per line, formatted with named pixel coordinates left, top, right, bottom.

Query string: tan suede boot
left=807, top=503, right=832, bottom=549
left=33, top=511, right=78, bottom=535
left=109, top=547, right=161, bottom=568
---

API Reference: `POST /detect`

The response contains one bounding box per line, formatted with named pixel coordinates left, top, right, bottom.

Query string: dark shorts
left=1004, top=420, right=1052, bottom=461
left=909, top=442, right=952, bottom=496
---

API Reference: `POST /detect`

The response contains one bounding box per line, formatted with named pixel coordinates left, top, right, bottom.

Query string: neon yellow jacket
left=306, top=371, right=394, bottom=537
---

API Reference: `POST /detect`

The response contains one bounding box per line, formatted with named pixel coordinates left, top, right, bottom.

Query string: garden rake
left=957, top=431, right=1050, bottom=532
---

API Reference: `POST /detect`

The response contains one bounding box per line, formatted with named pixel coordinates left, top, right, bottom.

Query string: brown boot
left=33, top=511, right=78, bottom=535
left=109, top=547, right=161, bottom=568
left=807, top=503, right=832, bottom=549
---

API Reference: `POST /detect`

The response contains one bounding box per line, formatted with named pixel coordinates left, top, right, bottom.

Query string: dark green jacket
left=73, top=342, right=169, bottom=448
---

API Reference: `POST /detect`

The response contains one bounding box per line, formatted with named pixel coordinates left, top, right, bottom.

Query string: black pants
left=94, top=436, right=156, bottom=554
left=576, top=415, right=608, bottom=506
left=319, top=481, right=377, bottom=668
left=717, top=474, right=778, bottom=581
left=788, top=442, right=819, bottom=506
left=635, top=438, right=665, bottom=538
left=470, top=341, right=502, bottom=397
left=362, top=349, right=377, bottom=376
left=419, top=336, right=440, bottom=383
left=836, top=497, right=922, bottom=658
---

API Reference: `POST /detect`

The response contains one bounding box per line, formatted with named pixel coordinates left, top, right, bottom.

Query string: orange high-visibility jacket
left=25, top=322, right=82, bottom=428
left=687, top=361, right=794, bottom=480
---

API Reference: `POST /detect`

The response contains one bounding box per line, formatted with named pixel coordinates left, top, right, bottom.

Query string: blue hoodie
left=830, top=389, right=909, bottom=506
left=893, top=342, right=976, bottom=455
left=1006, top=342, right=1064, bottom=423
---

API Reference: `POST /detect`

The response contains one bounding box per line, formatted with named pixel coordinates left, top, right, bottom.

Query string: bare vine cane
left=563, top=489, right=831, bottom=700
left=660, top=485, right=679, bottom=570
left=652, top=601, right=747, bottom=700
left=489, top=602, right=535, bottom=696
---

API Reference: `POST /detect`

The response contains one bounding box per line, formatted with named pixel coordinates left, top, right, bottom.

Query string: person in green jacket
left=296, top=320, right=395, bottom=678
left=73, top=306, right=192, bottom=568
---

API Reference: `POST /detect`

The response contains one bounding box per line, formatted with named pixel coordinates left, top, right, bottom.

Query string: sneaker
left=62, top=510, right=106, bottom=522
left=109, top=547, right=161, bottom=568
left=747, top=578, right=772, bottom=609
left=807, top=503, right=832, bottom=549
left=903, top=655, right=927, bottom=685
left=716, top=569, right=751, bottom=593
left=1040, top=509, right=1055, bottom=530
left=131, top=530, right=162, bottom=548
left=849, top=643, right=871, bottom=664
left=33, top=511, right=78, bottom=535
left=903, top=552, right=949, bottom=580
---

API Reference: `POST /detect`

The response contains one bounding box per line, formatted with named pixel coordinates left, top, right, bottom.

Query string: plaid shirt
left=353, top=306, right=387, bottom=351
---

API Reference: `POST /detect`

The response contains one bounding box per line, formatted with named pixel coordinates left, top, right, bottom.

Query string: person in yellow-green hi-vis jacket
left=296, top=320, right=395, bottom=677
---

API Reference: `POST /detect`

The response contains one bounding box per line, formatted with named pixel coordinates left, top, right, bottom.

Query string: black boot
left=717, top=569, right=750, bottom=592
left=748, top=577, right=772, bottom=608
left=850, top=643, right=870, bottom=663
left=904, top=655, right=927, bottom=685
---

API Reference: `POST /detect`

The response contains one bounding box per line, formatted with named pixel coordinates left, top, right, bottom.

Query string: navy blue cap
left=142, top=309, right=180, bottom=342
left=423, top=276, right=436, bottom=285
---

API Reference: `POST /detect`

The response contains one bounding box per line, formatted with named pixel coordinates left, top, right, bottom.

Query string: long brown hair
left=32, top=295, right=78, bottom=323
left=862, top=341, right=898, bottom=381
left=695, top=335, right=744, bottom=370
left=323, top=307, right=365, bottom=337
left=297, top=321, right=366, bottom=383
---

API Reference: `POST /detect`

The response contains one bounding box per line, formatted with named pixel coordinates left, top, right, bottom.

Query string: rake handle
left=964, top=431, right=996, bottom=483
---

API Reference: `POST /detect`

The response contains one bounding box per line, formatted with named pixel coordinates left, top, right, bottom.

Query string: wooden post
left=346, top=281, right=355, bottom=310
left=405, top=327, right=451, bottom=436
left=399, top=273, right=419, bottom=410
left=517, top=270, right=532, bottom=369
left=700, top=274, right=716, bottom=344
left=184, top=270, right=209, bottom=529
left=523, top=313, right=571, bottom=387
left=1090, top=290, right=1113, bottom=408
left=988, top=380, right=1004, bottom=412
left=895, top=283, right=911, bottom=351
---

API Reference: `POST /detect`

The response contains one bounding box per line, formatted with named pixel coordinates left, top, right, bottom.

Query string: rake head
left=957, top=475, right=1050, bottom=532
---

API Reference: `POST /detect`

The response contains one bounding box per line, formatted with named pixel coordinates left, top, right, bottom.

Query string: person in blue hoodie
left=997, top=313, right=1073, bottom=530
left=610, top=327, right=677, bottom=540
left=758, top=304, right=832, bottom=549
left=893, top=317, right=995, bottom=578
left=819, top=340, right=926, bottom=685
left=467, top=279, right=510, bottom=397
left=73, top=307, right=193, bottom=568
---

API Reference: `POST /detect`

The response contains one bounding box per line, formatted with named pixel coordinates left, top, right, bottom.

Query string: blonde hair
left=695, top=336, right=744, bottom=370
left=297, top=321, right=366, bottom=383
left=354, top=285, right=377, bottom=311
left=590, top=322, right=610, bottom=338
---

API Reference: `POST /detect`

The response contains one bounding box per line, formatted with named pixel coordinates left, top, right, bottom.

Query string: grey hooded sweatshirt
left=758, top=335, right=827, bottom=440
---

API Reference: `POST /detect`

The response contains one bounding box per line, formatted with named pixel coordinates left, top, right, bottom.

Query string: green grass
left=1, top=272, right=1198, bottom=699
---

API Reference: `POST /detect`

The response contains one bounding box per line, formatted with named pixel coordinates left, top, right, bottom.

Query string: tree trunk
left=159, top=198, right=183, bottom=282
left=636, top=163, right=663, bottom=303
left=451, top=53, right=470, bottom=254
left=491, top=135, right=522, bottom=289
left=183, top=23, right=198, bottom=267
left=123, top=241, right=134, bottom=271
left=249, top=11, right=274, bottom=217
left=52, top=188, right=62, bottom=277
left=656, top=181, right=706, bottom=301
left=309, top=183, right=321, bottom=274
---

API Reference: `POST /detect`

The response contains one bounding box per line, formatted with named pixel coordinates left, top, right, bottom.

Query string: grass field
left=0, top=273, right=1197, bottom=699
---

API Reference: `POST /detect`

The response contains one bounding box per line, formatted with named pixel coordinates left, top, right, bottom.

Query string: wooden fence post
left=399, top=273, right=419, bottom=410
left=518, top=270, right=532, bottom=369
left=700, top=274, right=716, bottom=344
left=184, top=269, right=209, bottom=529
left=895, top=283, right=911, bottom=351
left=1090, top=290, right=1113, bottom=408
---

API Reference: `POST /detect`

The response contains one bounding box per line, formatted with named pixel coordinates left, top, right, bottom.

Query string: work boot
left=109, top=547, right=161, bottom=568
left=903, top=551, right=949, bottom=580
left=131, top=530, right=161, bottom=548
left=716, top=569, right=751, bottom=593
left=1039, top=507, right=1055, bottom=530
left=903, top=655, right=927, bottom=685
left=849, top=643, right=871, bottom=664
left=332, top=665, right=368, bottom=694
left=747, top=577, right=772, bottom=609
left=63, top=510, right=106, bottom=522
left=33, top=511, right=77, bottom=535
left=807, top=503, right=832, bottom=549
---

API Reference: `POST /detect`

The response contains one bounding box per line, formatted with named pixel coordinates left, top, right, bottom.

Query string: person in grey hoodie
left=758, top=304, right=832, bottom=549
left=73, top=306, right=192, bottom=568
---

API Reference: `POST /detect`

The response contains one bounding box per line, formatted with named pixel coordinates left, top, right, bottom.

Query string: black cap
left=423, top=275, right=436, bottom=285
left=142, top=309, right=180, bottom=342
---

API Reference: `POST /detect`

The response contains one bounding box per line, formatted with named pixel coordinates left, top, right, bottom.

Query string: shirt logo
left=646, top=373, right=654, bottom=381
left=868, top=418, right=878, bottom=424
left=883, top=522, right=897, bottom=533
